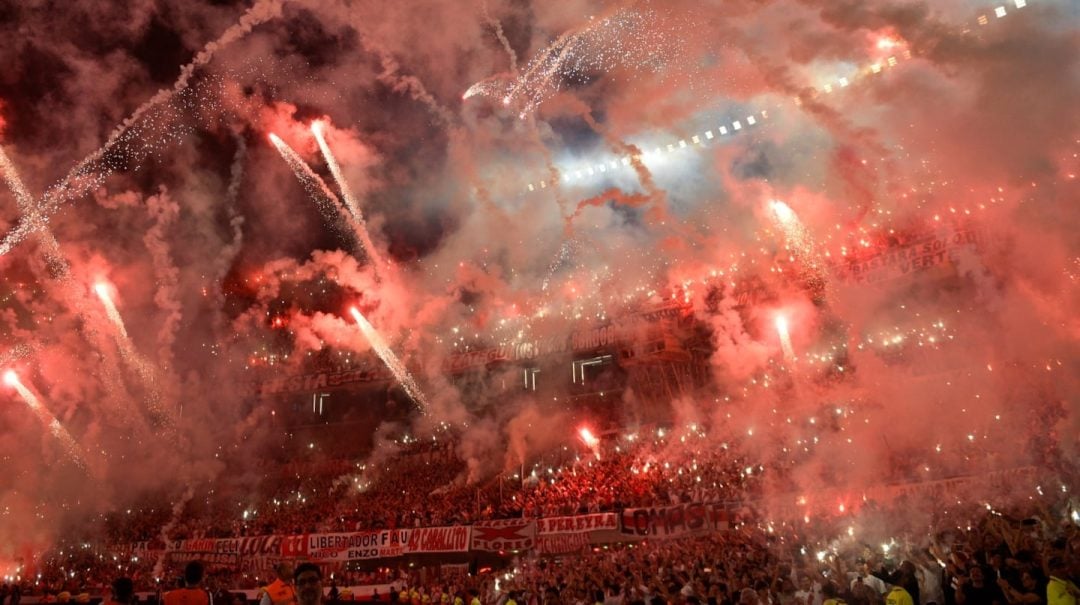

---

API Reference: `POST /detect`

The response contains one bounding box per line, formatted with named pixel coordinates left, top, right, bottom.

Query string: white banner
left=537, top=513, right=618, bottom=535
left=619, top=502, right=730, bottom=538
left=306, top=526, right=471, bottom=561
left=470, top=519, right=536, bottom=552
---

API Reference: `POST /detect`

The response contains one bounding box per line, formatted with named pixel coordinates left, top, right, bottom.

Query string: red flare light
left=578, top=427, right=599, bottom=448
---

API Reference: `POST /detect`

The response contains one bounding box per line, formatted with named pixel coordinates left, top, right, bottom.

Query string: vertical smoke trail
left=211, top=133, right=248, bottom=333
left=362, top=38, right=456, bottom=127
left=0, top=0, right=284, bottom=258
left=152, top=485, right=196, bottom=580
left=481, top=1, right=519, bottom=74
left=143, top=192, right=182, bottom=369
left=349, top=307, right=429, bottom=413
left=268, top=134, right=385, bottom=277
left=310, top=123, right=391, bottom=273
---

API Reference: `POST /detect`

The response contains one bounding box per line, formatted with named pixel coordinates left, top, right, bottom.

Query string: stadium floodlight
left=1014, top=0, right=1025, bottom=7
left=705, top=130, right=714, bottom=140
left=887, top=56, right=898, bottom=66
left=732, top=120, right=742, bottom=131
left=719, top=126, right=728, bottom=135
left=527, top=183, right=535, bottom=191
left=679, top=140, right=687, bottom=148
left=823, top=84, right=833, bottom=93
left=871, top=64, right=882, bottom=74
left=839, top=77, right=849, bottom=87
left=995, top=6, right=1007, bottom=17
left=746, top=116, right=756, bottom=125
left=692, top=135, right=701, bottom=144
left=977, top=14, right=989, bottom=25
left=621, top=157, right=630, bottom=165
left=667, top=143, right=675, bottom=152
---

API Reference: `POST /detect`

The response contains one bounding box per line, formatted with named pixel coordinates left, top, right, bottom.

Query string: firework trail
left=765, top=199, right=828, bottom=295
left=0, top=147, right=72, bottom=277
left=349, top=307, right=429, bottom=413
left=93, top=280, right=173, bottom=430
left=310, top=122, right=390, bottom=273
left=4, top=370, right=89, bottom=469
left=269, top=133, right=386, bottom=276
left=465, top=8, right=684, bottom=116
left=0, top=0, right=284, bottom=258
left=775, top=315, right=795, bottom=362
left=1, top=147, right=161, bottom=432
left=94, top=283, right=128, bottom=339
left=767, top=200, right=814, bottom=256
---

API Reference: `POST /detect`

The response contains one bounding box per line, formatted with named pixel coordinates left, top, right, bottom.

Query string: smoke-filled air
left=0, top=0, right=1077, bottom=596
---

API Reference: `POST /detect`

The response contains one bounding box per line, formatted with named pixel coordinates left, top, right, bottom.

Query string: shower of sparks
left=465, top=8, right=687, bottom=117
left=349, top=307, right=429, bottom=413
left=767, top=199, right=814, bottom=258
left=578, top=426, right=602, bottom=459
left=4, top=370, right=88, bottom=468
left=92, top=282, right=171, bottom=429
left=269, top=133, right=383, bottom=270
left=0, top=0, right=283, bottom=259
left=310, top=121, right=390, bottom=275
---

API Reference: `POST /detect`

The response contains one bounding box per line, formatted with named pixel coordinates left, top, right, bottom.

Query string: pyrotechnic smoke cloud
left=0, top=0, right=1075, bottom=562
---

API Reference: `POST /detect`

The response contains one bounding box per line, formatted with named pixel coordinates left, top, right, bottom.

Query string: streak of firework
left=465, top=8, right=686, bottom=117
left=775, top=314, right=795, bottom=362
left=310, top=122, right=390, bottom=274
left=95, top=282, right=129, bottom=339
left=4, top=370, right=89, bottom=468
left=269, top=133, right=385, bottom=275
left=349, top=307, right=429, bottom=413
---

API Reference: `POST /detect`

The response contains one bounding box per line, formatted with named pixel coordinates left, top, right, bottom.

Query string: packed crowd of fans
left=19, top=429, right=1079, bottom=605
